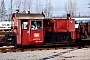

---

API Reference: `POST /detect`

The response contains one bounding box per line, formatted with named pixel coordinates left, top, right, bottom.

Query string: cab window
left=31, top=20, right=42, bottom=30
left=22, top=21, right=28, bottom=30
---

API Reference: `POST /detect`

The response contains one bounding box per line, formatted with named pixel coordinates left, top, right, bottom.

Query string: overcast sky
left=3, top=0, right=90, bottom=16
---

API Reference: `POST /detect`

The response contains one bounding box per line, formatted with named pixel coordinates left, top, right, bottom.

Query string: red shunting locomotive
left=0, top=13, right=81, bottom=48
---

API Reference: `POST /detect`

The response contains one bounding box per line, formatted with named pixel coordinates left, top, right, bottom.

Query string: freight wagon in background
left=73, top=17, right=90, bottom=40
left=0, top=12, right=90, bottom=48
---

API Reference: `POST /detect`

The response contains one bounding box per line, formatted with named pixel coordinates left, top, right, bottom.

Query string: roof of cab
left=14, top=13, right=45, bottom=19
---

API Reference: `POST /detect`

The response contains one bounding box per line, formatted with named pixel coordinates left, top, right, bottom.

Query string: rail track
left=0, top=45, right=90, bottom=53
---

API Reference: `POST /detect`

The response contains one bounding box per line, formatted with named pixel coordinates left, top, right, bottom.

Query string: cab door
left=21, top=20, right=29, bottom=45
left=29, top=20, right=44, bottom=45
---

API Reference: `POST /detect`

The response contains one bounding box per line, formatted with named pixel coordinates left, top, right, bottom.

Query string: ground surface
left=0, top=48, right=90, bottom=60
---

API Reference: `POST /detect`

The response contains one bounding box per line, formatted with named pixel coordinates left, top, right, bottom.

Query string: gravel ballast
left=0, top=48, right=90, bottom=60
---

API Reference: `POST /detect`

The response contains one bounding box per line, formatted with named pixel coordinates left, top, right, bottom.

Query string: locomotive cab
left=12, top=13, right=44, bottom=46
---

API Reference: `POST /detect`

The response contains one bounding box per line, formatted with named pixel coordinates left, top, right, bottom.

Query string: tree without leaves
left=44, top=0, right=53, bottom=17
left=65, top=0, right=77, bottom=17
left=15, top=0, right=21, bottom=11
left=35, top=0, right=41, bottom=13
left=1, top=0, right=6, bottom=21
left=15, top=0, right=32, bottom=13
